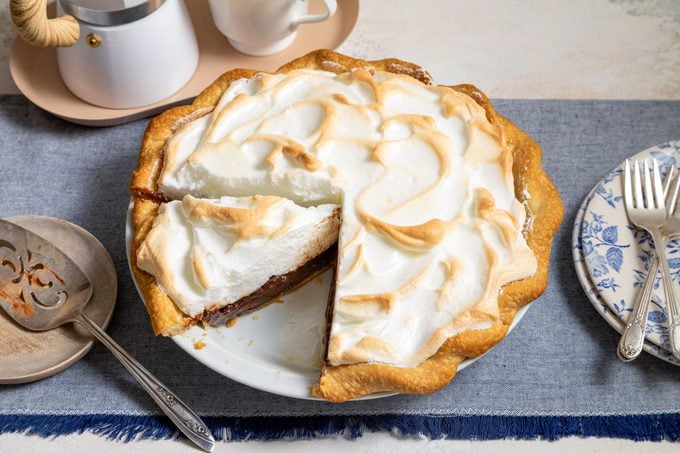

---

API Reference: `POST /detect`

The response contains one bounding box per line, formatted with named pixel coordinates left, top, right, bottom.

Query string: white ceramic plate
left=572, top=141, right=680, bottom=365
left=125, top=201, right=532, bottom=400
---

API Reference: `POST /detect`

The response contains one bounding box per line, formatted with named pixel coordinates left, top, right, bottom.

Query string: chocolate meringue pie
left=130, top=50, right=562, bottom=401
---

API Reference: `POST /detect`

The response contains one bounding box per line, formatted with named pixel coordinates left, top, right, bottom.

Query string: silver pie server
left=0, top=219, right=215, bottom=452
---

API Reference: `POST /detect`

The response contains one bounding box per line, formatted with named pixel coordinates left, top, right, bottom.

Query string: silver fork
left=621, top=159, right=680, bottom=361
left=619, top=166, right=674, bottom=360
left=661, top=168, right=680, bottom=359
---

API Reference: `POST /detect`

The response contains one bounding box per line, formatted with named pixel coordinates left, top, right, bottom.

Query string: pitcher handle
left=291, top=0, right=337, bottom=29
left=10, top=0, right=79, bottom=47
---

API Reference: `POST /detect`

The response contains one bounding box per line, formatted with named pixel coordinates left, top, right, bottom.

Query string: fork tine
left=664, top=166, right=675, bottom=199
left=652, top=159, right=665, bottom=209
left=624, top=159, right=633, bottom=209
left=669, top=166, right=680, bottom=216
left=634, top=160, right=644, bottom=209
left=643, top=160, right=654, bottom=208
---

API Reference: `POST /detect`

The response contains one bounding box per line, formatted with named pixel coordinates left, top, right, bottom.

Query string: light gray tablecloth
left=0, top=97, right=678, bottom=421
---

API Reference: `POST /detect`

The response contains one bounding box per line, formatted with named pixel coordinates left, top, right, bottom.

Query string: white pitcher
left=10, top=0, right=199, bottom=109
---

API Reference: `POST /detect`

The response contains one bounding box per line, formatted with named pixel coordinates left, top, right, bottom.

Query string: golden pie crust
left=129, top=50, right=563, bottom=401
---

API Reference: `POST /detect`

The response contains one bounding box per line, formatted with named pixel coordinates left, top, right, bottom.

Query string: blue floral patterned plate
left=574, top=182, right=679, bottom=365
left=574, top=140, right=680, bottom=365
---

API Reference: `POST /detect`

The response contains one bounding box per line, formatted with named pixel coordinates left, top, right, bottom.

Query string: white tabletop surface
left=0, top=0, right=678, bottom=451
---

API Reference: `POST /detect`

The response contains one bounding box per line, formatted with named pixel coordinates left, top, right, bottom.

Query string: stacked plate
left=573, top=140, right=680, bottom=365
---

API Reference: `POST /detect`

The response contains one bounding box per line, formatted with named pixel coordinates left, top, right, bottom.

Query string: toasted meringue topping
left=137, top=195, right=339, bottom=317
left=155, top=68, right=537, bottom=367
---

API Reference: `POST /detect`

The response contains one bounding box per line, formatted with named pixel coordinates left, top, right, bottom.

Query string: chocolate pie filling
left=199, top=244, right=338, bottom=327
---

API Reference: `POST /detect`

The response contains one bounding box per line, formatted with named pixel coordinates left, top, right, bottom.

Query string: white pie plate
left=125, top=201, right=531, bottom=400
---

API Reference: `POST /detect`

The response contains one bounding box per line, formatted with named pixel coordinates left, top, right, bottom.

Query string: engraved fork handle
left=648, top=231, right=680, bottom=361
left=618, top=257, right=658, bottom=361
left=74, top=313, right=215, bottom=452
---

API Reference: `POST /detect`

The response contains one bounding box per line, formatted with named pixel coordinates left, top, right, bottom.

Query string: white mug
left=207, top=0, right=337, bottom=56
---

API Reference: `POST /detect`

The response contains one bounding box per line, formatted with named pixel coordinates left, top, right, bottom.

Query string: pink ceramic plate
left=10, top=0, right=359, bottom=126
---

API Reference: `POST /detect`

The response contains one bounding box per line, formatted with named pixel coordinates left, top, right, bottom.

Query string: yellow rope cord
left=10, top=0, right=79, bottom=47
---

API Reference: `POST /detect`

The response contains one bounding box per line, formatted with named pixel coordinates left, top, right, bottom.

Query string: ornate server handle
left=618, top=257, right=658, bottom=361
left=76, top=313, right=215, bottom=452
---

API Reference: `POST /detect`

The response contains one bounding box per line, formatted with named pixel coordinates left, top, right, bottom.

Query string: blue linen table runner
left=0, top=96, right=679, bottom=441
